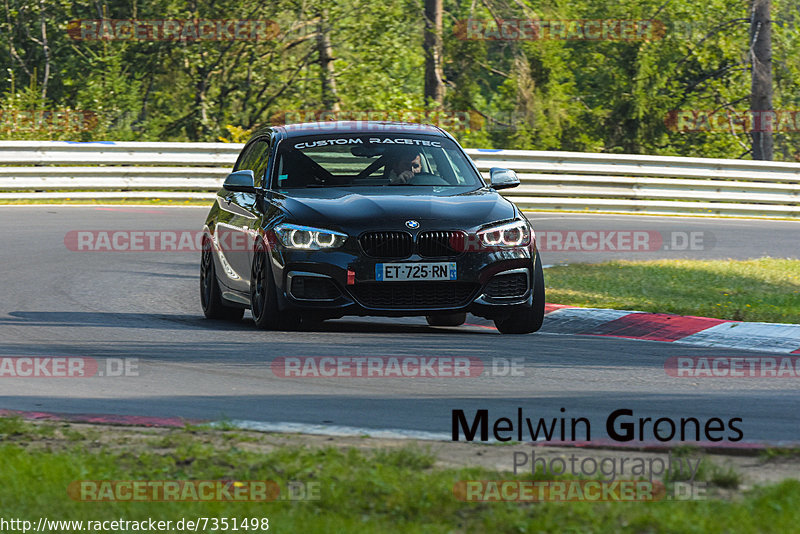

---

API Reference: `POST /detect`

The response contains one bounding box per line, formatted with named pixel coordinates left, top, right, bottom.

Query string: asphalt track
left=1, top=206, right=799, bottom=443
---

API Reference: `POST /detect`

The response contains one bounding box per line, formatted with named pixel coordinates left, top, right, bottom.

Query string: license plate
left=376, top=262, right=457, bottom=281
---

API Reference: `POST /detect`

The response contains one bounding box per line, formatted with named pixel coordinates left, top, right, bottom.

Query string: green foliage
left=217, top=125, right=253, bottom=143
left=0, top=0, right=798, bottom=160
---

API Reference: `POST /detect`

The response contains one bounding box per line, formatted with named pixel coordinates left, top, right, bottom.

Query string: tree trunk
left=750, top=0, right=773, bottom=160
left=424, top=0, right=444, bottom=106
left=38, top=0, right=50, bottom=99
left=317, top=10, right=340, bottom=113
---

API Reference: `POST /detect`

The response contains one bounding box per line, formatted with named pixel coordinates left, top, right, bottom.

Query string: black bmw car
left=200, top=121, right=544, bottom=333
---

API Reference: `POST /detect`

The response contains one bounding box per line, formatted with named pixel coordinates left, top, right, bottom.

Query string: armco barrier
left=0, top=141, right=798, bottom=217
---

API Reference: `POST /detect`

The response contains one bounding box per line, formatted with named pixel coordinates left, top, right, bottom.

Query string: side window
left=234, top=138, right=270, bottom=187
left=251, top=139, right=271, bottom=188
left=235, top=141, right=260, bottom=171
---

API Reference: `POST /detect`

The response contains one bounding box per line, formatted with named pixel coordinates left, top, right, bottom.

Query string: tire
left=426, top=312, right=467, bottom=327
left=250, top=242, right=300, bottom=330
left=493, top=255, right=545, bottom=334
left=200, top=238, right=244, bottom=321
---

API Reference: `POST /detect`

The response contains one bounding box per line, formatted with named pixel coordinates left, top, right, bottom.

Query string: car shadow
left=0, top=310, right=497, bottom=335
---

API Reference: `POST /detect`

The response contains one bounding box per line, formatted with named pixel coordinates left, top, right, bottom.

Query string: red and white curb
left=521, top=304, right=800, bottom=354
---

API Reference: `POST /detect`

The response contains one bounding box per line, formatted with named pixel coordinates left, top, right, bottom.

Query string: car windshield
left=271, top=133, right=484, bottom=189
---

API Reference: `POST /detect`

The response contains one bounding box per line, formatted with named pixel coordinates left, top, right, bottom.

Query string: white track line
left=216, top=420, right=454, bottom=441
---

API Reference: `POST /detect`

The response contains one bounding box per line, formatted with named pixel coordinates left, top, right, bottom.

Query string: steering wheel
left=407, top=173, right=449, bottom=186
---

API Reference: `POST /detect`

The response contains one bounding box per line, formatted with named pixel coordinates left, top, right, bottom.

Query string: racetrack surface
left=1, top=206, right=799, bottom=443
left=527, top=211, right=800, bottom=264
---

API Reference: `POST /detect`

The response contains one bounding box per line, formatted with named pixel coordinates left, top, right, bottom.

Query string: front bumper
left=268, top=242, right=539, bottom=320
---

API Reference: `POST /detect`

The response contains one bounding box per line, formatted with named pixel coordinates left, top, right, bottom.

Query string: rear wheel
left=200, top=239, right=244, bottom=321
left=250, top=242, right=300, bottom=330
left=494, top=255, right=545, bottom=334
left=426, top=312, right=467, bottom=327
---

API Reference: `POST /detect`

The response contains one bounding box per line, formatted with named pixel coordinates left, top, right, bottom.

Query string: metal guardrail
left=0, top=141, right=798, bottom=217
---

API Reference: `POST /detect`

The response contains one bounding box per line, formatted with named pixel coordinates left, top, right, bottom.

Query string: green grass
left=761, top=448, right=800, bottom=460
left=546, top=258, right=800, bottom=324
left=1, top=417, right=800, bottom=533
left=709, top=465, right=744, bottom=489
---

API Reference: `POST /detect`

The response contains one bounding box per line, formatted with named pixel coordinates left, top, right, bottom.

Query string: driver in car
left=387, top=148, right=423, bottom=184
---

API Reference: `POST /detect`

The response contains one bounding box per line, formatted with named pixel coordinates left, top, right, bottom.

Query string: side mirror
left=489, top=168, right=520, bottom=190
left=223, top=170, right=257, bottom=193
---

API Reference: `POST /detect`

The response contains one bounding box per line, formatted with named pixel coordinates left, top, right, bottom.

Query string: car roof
left=266, top=121, right=448, bottom=140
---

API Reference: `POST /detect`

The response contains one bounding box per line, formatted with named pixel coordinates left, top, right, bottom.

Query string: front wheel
left=250, top=243, right=300, bottom=330
left=494, top=255, right=545, bottom=334
left=426, top=313, right=467, bottom=327
left=200, top=239, right=244, bottom=321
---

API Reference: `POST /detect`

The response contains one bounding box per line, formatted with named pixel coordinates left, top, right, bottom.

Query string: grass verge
left=545, top=258, right=800, bottom=324
left=1, top=417, right=800, bottom=533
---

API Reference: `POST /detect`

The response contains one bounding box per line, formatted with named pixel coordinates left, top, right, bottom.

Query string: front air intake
left=359, top=231, right=413, bottom=259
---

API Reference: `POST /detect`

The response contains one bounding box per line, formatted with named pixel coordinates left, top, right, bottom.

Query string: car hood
left=271, top=186, right=517, bottom=232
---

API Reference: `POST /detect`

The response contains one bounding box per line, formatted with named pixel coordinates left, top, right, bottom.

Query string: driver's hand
left=389, top=170, right=415, bottom=184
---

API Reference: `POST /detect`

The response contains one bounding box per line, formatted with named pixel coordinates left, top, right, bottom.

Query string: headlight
left=477, top=220, right=531, bottom=248
left=274, top=223, right=347, bottom=250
